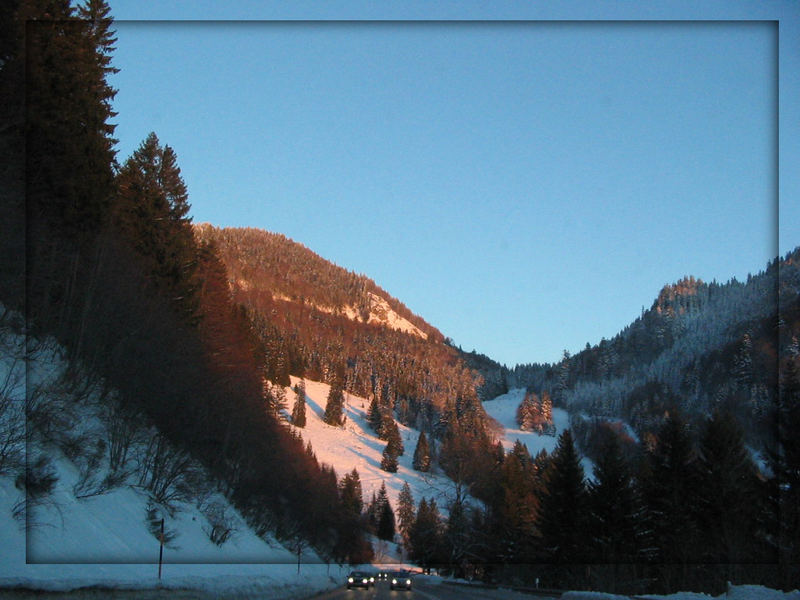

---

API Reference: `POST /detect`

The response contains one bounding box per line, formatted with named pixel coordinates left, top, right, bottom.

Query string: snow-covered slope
left=0, top=318, right=346, bottom=596
left=482, top=388, right=594, bottom=478
left=0, top=466, right=346, bottom=596
left=285, top=377, right=458, bottom=517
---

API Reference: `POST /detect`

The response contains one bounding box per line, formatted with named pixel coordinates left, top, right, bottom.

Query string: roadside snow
left=639, top=584, right=800, bottom=600
left=0, top=318, right=345, bottom=597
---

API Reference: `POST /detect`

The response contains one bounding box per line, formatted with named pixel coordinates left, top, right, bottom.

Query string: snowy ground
left=563, top=586, right=800, bottom=600
left=482, top=388, right=595, bottom=477
left=0, top=318, right=347, bottom=597
left=285, top=377, right=466, bottom=525
left=1, top=316, right=795, bottom=599
left=0, top=433, right=349, bottom=598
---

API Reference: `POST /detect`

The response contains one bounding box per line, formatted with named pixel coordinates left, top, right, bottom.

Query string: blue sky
left=106, top=1, right=799, bottom=367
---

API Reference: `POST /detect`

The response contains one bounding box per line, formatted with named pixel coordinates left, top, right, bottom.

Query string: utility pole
left=158, top=518, right=164, bottom=580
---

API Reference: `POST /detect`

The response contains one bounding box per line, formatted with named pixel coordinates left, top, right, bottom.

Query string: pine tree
left=24, top=0, right=118, bottom=243
left=538, top=429, right=588, bottom=566
left=338, top=468, right=363, bottom=518
left=366, top=491, right=379, bottom=533
left=323, top=382, right=345, bottom=427
left=408, top=497, right=443, bottom=573
left=642, top=411, right=701, bottom=586
left=397, top=482, right=415, bottom=544
left=516, top=391, right=555, bottom=434
left=497, top=439, right=539, bottom=563
left=412, top=431, right=431, bottom=472
left=19, top=0, right=120, bottom=332
left=694, top=410, right=762, bottom=569
left=587, top=433, right=643, bottom=589
left=380, top=432, right=402, bottom=473
left=378, top=410, right=401, bottom=444
left=367, top=396, right=382, bottom=433
left=540, top=390, right=555, bottom=434
left=291, top=382, right=307, bottom=428
left=114, top=132, right=198, bottom=320
left=376, top=483, right=396, bottom=542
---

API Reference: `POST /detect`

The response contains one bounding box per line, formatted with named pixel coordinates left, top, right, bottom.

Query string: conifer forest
left=1, top=2, right=799, bottom=596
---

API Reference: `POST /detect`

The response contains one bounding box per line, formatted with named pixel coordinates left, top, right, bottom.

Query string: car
left=376, top=570, right=389, bottom=581
left=346, top=571, right=374, bottom=589
left=389, top=571, right=413, bottom=591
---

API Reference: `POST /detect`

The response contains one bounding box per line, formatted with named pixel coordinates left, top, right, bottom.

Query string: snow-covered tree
left=412, top=431, right=431, bottom=472
left=291, top=381, right=307, bottom=427
left=323, top=382, right=345, bottom=427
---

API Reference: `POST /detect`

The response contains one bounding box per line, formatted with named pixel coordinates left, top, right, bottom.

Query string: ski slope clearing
left=285, top=377, right=463, bottom=518
left=482, top=388, right=594, bottom=477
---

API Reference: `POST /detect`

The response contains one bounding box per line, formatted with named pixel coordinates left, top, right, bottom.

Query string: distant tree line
left=399, top=401, right=797, bottom=594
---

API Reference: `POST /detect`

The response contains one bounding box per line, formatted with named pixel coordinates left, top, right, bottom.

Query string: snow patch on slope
left=271, top=292, right=427, bottom=340
left=287, top=377, right=456, bottom=516
left=483, top=388, right=594, bottom=478
left=364, top=292, right=427, bottom=339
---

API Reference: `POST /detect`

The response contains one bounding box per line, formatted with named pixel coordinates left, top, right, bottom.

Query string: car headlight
left=392, top=579, right=397, bottom=584
left=348, top=577, right=353, bottom=583
left=407, top=579, right=412, bottom=585
left=362, top=579, right=368, bottom=584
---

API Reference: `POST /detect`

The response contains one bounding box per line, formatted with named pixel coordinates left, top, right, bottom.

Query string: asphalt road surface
left=0, top=578, right=562, bottom=599
left=309, top=577, right=561, bottom=600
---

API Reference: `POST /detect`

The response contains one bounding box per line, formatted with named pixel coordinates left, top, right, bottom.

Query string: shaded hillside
left=509, top=248, right=800, bottom=449
left=0, top=0, right=372, bottom=567
left=194, top=225, right=490, bottom=442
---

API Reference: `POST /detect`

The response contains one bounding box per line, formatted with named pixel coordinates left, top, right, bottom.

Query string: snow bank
left=0, top=320, right=345, bottom=596
left=561, top=586, right=800, bottom=600
left=561, top=593, right=631, bottom=600
left=639, top=584, right=800, bottom=600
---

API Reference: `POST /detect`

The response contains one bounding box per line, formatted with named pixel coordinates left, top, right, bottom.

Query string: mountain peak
left=653, top=275, right=707, bottom=316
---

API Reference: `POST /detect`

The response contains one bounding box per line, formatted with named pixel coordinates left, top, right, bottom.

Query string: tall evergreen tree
left=323, top=382, right=345, bottom=427
left=537, top=429, right=588, bottom=566
left=412, top=431, right=431, bottom=472
left=367, top=395, right=382, bottom=433
left=587, top=433, right=643, bottom=590
left=338, top=468, right=363, bottom=518
left=496, top=440, right=540, bottom=563
left=376, top=483, right=396, bottom=542
left=397, top=482, right=415, bottom=545
left=17, top=0, right=120, bottom=334
left=291, top=381, right=307, bottom=428
left=24, top=0, right=118, bottom=243
left=114, top=132, right=198, bottom=320
left=642, top=411, right=700, bottom=590
left=694, top=411, right=764, bottom=571
left=408, top=497, right=443, bottom=573
left=380, top=430, right=402, bottom=473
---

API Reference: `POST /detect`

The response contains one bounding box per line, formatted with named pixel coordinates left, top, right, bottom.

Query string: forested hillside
left=477, top=251, right=800, bottom=453
left=2, top=2, right=799, bottom=595
left=194, top=225, right=492, bottom=446
left=0, top=0, right=370, bottom=566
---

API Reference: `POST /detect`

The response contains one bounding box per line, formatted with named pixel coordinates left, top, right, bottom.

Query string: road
left=0, top=578, right=562, bottom=599
left=309, top=577, right=561, bottom=600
